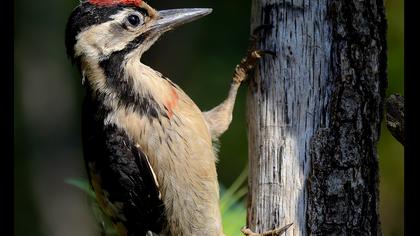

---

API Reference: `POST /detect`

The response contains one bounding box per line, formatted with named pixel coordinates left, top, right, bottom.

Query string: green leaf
left=220, top=166, right=248, bottom=213
left=65, top=178, right=117, bottom=235
left=65, top=166, right=250, bottom=236
left=220, top=167, right=248, bottom=236
left=65, top=178, right=96, bottom=199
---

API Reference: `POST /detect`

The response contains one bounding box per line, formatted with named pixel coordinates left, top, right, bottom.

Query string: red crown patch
left=88, top=0, right=142, bottom=7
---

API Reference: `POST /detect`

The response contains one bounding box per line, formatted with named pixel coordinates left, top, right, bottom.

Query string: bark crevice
left=307, top=0, right=386, bottom=235
left=247, top=0, right=387, bottom=235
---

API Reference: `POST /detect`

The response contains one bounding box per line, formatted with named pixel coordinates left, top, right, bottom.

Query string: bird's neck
left=83, top=55, right=180, bottom=119
left=124, top=59, right=181, bottom=119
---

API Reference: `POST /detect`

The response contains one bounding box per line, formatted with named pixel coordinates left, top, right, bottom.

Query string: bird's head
left=65, top=0, right=212, bottom=68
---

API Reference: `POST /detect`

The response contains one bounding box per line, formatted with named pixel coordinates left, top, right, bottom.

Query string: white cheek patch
left=74, top=9, right=146, bottom=59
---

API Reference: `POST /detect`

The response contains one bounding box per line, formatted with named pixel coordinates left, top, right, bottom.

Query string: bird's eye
left=127, top=15, right=141, bottom=27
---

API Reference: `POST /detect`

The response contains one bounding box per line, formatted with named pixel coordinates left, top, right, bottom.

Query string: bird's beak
left=149, top=8, right=212, bottom=33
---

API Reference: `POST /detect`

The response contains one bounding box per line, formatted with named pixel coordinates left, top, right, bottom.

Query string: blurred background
left=14, top=0, right=404, bottom=235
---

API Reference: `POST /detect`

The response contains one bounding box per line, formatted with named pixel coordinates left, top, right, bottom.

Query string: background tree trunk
left=246, top=0, right=387, bottom=235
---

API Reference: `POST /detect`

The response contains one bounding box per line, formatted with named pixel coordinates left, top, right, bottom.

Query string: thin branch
left=385, top=93, right=404, bottom=145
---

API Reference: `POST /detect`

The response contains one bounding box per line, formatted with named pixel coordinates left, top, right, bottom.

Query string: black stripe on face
left=65, top=2, right=148, bottom=61
left=98, top=34, right=167, bottom=119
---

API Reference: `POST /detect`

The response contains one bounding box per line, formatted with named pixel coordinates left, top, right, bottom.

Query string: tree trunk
left=246, top=0, right=386, bottom=235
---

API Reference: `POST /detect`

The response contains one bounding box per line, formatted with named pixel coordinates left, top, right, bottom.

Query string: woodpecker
left=65, top=1, right=284, bottom=235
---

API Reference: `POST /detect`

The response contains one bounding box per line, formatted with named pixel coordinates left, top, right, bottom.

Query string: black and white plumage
left=65, top=1, right=266, bottom=235
left=82, top=87, right=166, bottom=235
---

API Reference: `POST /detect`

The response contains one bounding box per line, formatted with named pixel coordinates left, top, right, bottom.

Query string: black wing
left=82, top=96, right=166, bottom=235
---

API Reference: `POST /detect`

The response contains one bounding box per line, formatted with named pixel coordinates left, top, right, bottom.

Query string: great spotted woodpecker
left=65, top=0, right=287, bottom=235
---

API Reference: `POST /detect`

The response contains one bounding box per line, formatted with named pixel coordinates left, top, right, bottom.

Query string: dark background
left=14, top=0, right=403, bottom=235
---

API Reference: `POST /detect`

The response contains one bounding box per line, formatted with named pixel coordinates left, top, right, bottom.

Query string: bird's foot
left=233, top=25, right=276, bottom=84
left=240, top=223, right=293, bottom=236
left=250, top=24, right=274, bottom=49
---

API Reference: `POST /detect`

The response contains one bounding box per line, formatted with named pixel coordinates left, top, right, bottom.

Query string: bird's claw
left=232, top=48, right=275, bottom=84
left=240, top=223, right=293, bottom=236
left=248, top=24, right=274, bottom=51
left=253, top=50, right=277, bottom=59
left=232, top=24, right=275, bottom=84
left=252, top=24, right=274, bottom=36
left=250, top=24, right=274, bottom=43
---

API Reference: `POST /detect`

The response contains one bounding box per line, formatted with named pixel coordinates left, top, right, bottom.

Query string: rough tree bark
left=246, top=0, right=387, bottom=235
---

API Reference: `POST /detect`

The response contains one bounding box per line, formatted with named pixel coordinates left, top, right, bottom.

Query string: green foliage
left=220, top=167, right=248, bottom=236
left=65, top=178, right=118, bottom=235
left=15, top=0, right=403, bottom=235
left=65, top=178, right=96, bottom=199
left=65, top=167, right=248, bottom=236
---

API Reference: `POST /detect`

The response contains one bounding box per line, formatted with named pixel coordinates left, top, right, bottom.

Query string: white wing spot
left=136, top=144, right=162, bottom=199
